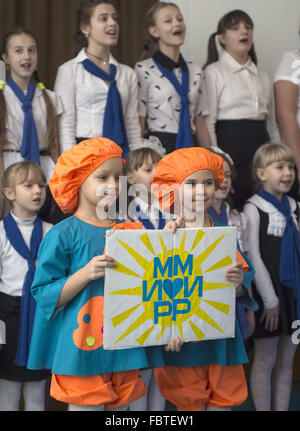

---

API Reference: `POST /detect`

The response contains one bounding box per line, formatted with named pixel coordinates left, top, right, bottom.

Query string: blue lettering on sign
left=142, top=254, right=203, bottom=323
left=153, top=254, right=193, bottom=278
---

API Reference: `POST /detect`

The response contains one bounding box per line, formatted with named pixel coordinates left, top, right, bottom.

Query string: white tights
left=128, top=369, right=166, bottom=411
left=68, top=403, right=129, bottom=411
left=0, top=378, right=46, bottom=411
left=250, top=335, right=297, bottom=411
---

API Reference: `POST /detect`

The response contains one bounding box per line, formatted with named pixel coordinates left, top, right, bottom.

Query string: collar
left=10, top=210, right=37, bottom=227
left=220, top=49, right=258, bottom=75
left=75, top=48, right=118, bottom=66
left=5, top=81, right=43, bottom=98
left=153, top=50, right=188, bottom=72
left=247, top=193, right=297, bottom=214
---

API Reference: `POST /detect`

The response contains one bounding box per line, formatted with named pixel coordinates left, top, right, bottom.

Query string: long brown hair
left=203, top=9, right=257, bottom=69
left=139, top=1, right=180, bottom=61
left=73, top=0, right=117, bottom=56
left=0, top=28, right=59, bottom=155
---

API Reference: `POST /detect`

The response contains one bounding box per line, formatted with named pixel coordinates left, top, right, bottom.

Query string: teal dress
left=160, top=221, right=258, bottom=367
left=27, top=216, right=164, bottom=376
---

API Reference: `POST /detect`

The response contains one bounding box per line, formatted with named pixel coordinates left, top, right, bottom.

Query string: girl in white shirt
left=135, top=2, right=211, bottom=154
left=203, top=10, right=279, bottom=211
left=274, top=48, right=300, bottom=198
left=0, top=28, right=62, bottom=221
left=0, top=161, right=53, bottom=411
left=54, top=0, right=140, bottom=155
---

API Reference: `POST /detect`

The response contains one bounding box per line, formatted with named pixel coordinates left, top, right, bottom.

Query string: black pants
left=216, top=119, right=270, bottom=211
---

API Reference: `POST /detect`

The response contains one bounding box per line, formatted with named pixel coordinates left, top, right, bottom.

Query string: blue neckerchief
left=152, top=58, right=193, bottom=150
left=7, top=76, right=40, bottom=165
left=258, top=188, right=300, bottom=318
left=135, top=204, right=166, bottom=230
left=3, top=213, right=43, bottom=366
left=81, top=59, right=129, bottom=157
left=208, top=203, right=228, bottom=225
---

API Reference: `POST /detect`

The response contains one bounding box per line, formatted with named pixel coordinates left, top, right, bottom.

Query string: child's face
left=81, top=3, right=119, bottom=50
left=219, top=20, right=253, bottom=59
left=215, top=160, right=232, bottom=200
left=180, top=169, right=216, bottom=217
left=257, top=160, right=295, bottom=200
left=79, top=157, right=123, bottom=214
left=149, top=6, right=186, bottom=50
left=127, top=155, right=158, bottom=198
left=3, top=33, right=38, bottom=83
left=4, top=173, right=46, bottom=217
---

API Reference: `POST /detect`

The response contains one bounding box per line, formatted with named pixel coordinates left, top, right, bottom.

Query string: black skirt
left=0, top=292, right=50, bottom=382
left=252, top=208, right=298, bottom=339
left=216, top=119, right=270, bottom=210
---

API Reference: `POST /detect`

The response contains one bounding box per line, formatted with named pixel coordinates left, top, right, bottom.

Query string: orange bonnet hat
left=49, top=137, right=124, bottom=214
left=152, top=147, right=224, bottom=211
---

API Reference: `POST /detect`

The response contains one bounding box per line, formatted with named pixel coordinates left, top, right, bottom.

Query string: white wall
left=172, top=0, right=300, bottom=78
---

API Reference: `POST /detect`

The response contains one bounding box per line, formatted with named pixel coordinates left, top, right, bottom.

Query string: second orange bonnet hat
left=49, top=137, right=124, bottom=214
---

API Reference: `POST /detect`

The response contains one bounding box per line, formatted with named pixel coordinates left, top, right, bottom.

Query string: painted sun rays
left=107, top=229, right=234, bottom=347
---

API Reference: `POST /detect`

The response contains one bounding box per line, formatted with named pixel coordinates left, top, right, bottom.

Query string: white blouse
left=0, top=212, right=52, bottom=297
left=244, top=194, right=300, bottom=309
left=54, top=49, right=141, bottom=153
left=204, top=50, right=280, bottom=147
left=274, top=49, right=300, bottom=127
left=135, top=54, right=209, bottom=135
left=3, top=84, right=63, bottom=183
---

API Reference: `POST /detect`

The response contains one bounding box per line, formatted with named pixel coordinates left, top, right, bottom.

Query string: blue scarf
left=258, top=188, right=300, bottom=318
left=208, top=203, right=228, bottom=225
left=208, top=203, right=248, bottom=338
left=81, top=59, right=129, bottom=157
left=7, top=76, right=40, bottom=165
left=135, top=204, right=166, bottom=230
left=153, top=58, right=193, bottom=150
left=3, top=212, right=43, bottom=366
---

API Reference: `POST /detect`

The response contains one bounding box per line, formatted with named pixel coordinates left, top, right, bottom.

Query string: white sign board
left=104, top=227, right=236, bottom=350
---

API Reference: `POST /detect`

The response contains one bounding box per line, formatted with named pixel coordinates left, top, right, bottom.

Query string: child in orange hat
left=26, top=137, right=165, bottom=411
left=152, top=146, right=257, bottom=411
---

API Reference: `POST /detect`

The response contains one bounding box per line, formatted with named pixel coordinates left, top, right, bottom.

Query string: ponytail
left=203, top=32, right=219, bottom=69
left=33, top=71, right=59, bottom=155
left=0, top=82, right=7, bottom=154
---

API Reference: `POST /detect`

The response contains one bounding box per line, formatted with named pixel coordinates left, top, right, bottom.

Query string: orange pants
left=51, top=370, right=145, bottom=409
left=154, top=364, right=247, bottom=411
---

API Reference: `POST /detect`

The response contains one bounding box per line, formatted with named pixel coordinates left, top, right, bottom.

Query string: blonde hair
left=252, top=143, right=295, bottom=188
left=2, top=161, right=46, bottom=192
left=140, top=1, right=181, bottom=60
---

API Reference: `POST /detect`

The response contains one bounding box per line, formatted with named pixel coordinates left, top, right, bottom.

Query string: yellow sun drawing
left=104, top=228, right=236, bottom=349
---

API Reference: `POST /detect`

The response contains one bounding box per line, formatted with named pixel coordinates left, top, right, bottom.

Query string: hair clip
left=38, top=82, right=45, bottom=90
left=130, top=136, right=166, bottom=158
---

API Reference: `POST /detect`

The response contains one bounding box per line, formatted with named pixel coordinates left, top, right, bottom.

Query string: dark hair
left=74, top=0, right=117, bottom=56
left=203, top=9, right=257, bottom=69
left=0, top=28, right=59, bottom=155
left=140, top=1, right=181, bottom=61
left=125, top=147, right=162, bottom=174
